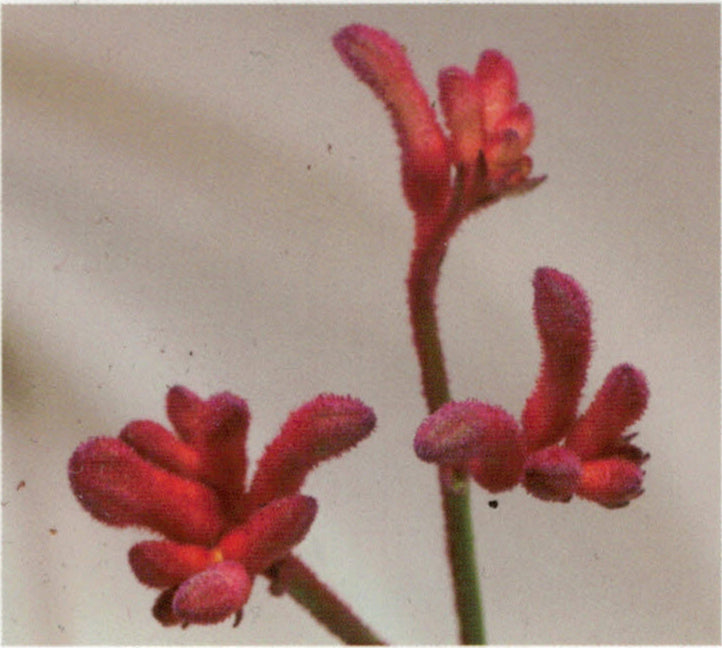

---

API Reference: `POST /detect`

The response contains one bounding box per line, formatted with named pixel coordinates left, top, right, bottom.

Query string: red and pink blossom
left=69, top=387, right=376, bottom=626
left=413, top=267, right=649, bottom=508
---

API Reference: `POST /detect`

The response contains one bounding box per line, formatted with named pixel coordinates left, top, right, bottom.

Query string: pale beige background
left=3, top=4, right=720, bottom=644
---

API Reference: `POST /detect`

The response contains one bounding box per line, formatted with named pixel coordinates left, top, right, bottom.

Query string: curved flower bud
left=414, top=400, right=524, bottom=493
left=166, top=386, right=250, bottom=493
left=333, top=24, right=450, bottom=221
left=522, top=445, right=582, bottom=502
left=566, top=364, right=649, bottom=460
left=68, top=437, right=225, bottom=545
left=172, top=561, right=253, bottom=625
left=522, top=267, right=592, bottom=450
left=129, top=540, right=215, bottom=588
left=439, top=48, right=539, bottom=207
left=438, top=67, right=486, bottom=169
left=119, top=420, right=202, bottom=480
left=474, top=49, right=519, bottom=129
left=166, top=385, right=206, bottom=443
left=575, top=457, right=645, bottom=508
left=249, top=394, right=376, bottom=508
left=218, top=495, right=318, bottom=574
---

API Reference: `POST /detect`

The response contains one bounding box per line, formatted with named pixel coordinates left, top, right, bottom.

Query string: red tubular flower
left=522, top=267, right=593, bottom=451
left=248, top=393, right=377, bottom=510
left=68, top=387, right=376, bottom=626
left=413, top=267, right=650, bottom=508
left=334, top=24, right=543, bottom=241
left=68, top=437, right=225, bottom=545
left=332, top=24, right=451, bottom=223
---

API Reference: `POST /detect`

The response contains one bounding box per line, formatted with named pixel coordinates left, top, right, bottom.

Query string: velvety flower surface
left=413, top=267, right=650, bottom=508
left=69, top=387, right=376, bottom=626
left=333, top=24, right=544, bottom=243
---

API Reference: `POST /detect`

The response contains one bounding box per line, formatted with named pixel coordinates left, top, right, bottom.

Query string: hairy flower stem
left=406, top=171, right=487, bottom=644
left=275, top=555, right=387, bottom=645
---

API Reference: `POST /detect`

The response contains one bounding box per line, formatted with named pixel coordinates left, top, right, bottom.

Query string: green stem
left=439, top=467, right=486, bottom=644
left=272, top=554, right=387, bottom=645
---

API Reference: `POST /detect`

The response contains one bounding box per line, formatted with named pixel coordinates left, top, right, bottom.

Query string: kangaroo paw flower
left=439, top=49, right=538, bottom=207
left=334, top=23, right=543, bottom=246
left=412, top=268, right=650, bottom=509
left=68, top=386, right=376, bottom=626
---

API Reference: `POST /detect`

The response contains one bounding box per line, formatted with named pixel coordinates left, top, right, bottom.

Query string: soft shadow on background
left=3, top=5, right=720, bottom=644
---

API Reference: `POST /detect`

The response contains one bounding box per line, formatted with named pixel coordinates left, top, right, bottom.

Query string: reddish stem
left=406, top=170, right=489, bottom=644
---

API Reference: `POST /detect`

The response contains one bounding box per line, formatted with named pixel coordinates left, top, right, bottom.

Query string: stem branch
left=271, top=555, right=387, bottom=645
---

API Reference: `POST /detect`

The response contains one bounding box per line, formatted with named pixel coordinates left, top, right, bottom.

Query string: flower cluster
left=414, top=267, right=649, bottom=508
left=68, top=386, right=376, bottom=626
left=333, top=24, right=544, bottom=244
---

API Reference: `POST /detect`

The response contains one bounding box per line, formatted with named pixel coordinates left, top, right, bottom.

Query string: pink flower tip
left=248, top=394, right=377, bottom=508
left=414, top=400, right=525, bottom=492
left=172, top=561, right=253, bottom=625
left=532, top=267, right=592, bottom=351
left=522, top=446, right=582, bottom=502
left=291, top=393, right=377, bottom=459
left=333, top=24, right=450, bottom=219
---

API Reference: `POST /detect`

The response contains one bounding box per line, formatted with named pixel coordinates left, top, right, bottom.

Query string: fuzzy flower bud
left=68, top=437, right=225, bottom=545
left=128, top=541, right=215, bottom=589
left=333, top=24, right=451, bottom=220
left=575, top=457, right=645, bottom=508
left=119, top=420, right=202, bottom=480
left=218, top=495, right=318, bottom=574
left=522, top=267, right=592, bottom=450
left=414, top=399, right=525, bottom=492
left=522, top=445, right=582, bottom=502
left=249, top=394, right=376, bottom=508
left=167, top=387, right=250, bottom=493
left=172, top=561, right=253, bottom=625
left=565, top=364, right=649, bottom=460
